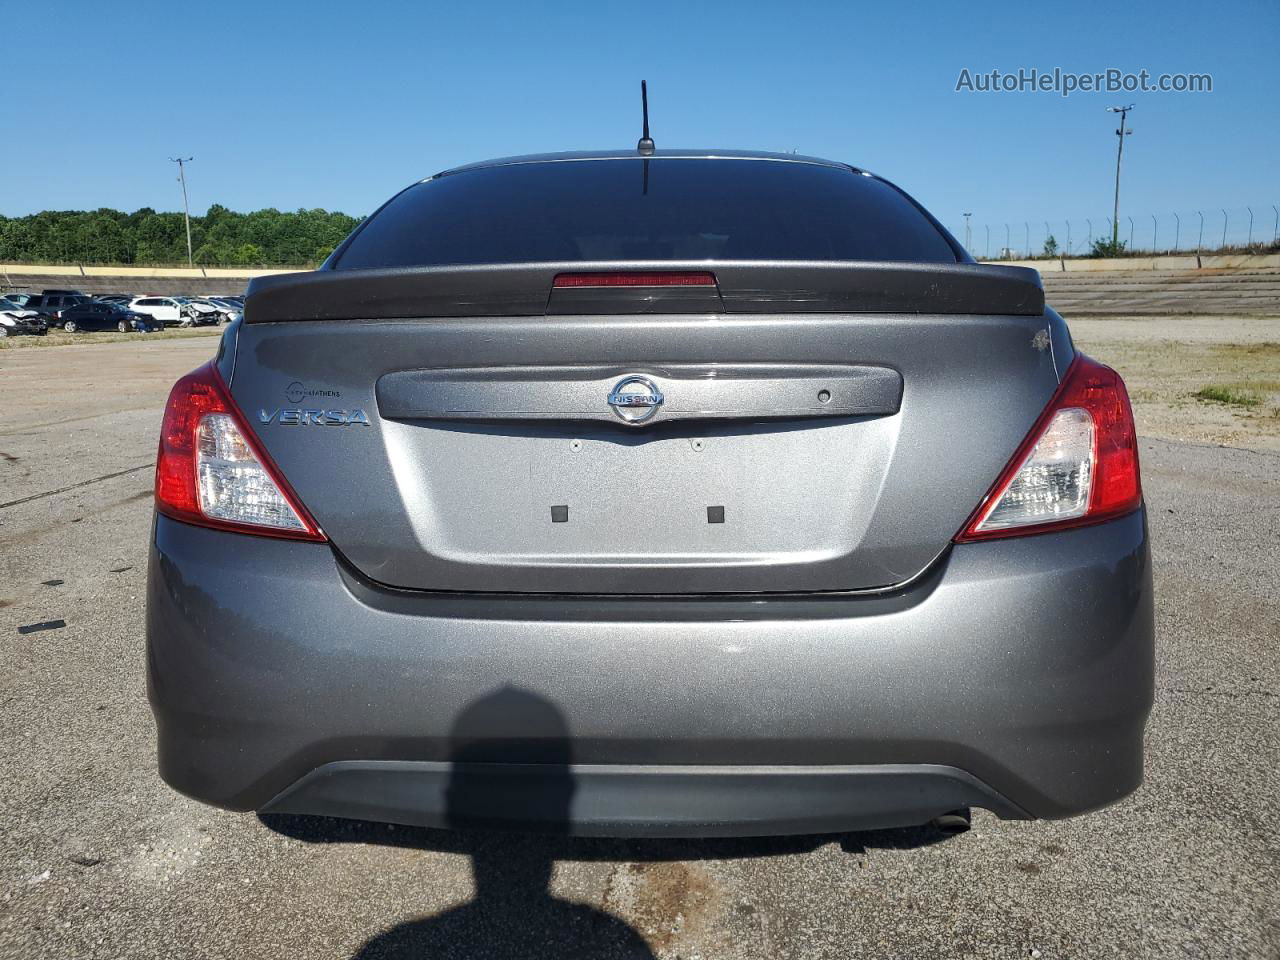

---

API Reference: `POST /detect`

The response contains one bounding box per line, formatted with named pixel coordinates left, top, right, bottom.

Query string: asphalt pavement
left=1, top=336, right=1277, bottom=959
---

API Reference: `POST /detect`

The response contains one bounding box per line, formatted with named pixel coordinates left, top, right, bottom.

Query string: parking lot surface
left=1, top=335, right=1278, bottom=959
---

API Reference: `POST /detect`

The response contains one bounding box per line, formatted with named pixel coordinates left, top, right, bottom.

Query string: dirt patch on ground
left=0, top=327, right=220, bottom=351
left=603, top=861, right=721, bottom=953
left=0, top=335, right=220, bottom=431
left=1070, top=315, right=1280, bottom=451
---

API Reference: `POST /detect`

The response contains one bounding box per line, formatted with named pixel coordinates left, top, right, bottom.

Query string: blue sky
left=7, top=0, right=1278, bottom=247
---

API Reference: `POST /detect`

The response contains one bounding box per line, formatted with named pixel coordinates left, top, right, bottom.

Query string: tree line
left=0, top=206, right=363, bottom=267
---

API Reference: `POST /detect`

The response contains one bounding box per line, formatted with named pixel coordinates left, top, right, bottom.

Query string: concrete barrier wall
left=0, top=263, right=294, bottom=280
left=0, top=264, right=299, bottom=297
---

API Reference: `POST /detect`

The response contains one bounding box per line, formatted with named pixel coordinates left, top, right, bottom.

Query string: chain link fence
left=950, top=204, right=1280, bottom=260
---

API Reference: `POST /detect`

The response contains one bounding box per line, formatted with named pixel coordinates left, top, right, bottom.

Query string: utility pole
left=1106, top=105, right=1133, bottom=247
left=170, top=157, right=195, bottom=267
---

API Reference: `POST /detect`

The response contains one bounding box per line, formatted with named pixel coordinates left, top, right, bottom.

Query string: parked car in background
left=25, top=292, right=91, bottom=321
left=191, top=297, right=241, bottom=324
left=129, top=296, right=218, bottom=328
left=57, top=300, right=157, bottom=333
left=0, top=296, right=48, bottom=336
left=95, top=294, right=136, bottom=306
left=3, top=293, right=37, bottom=309
left=181, top=297, right=225, bottom=325
left=128, top=297, right=185, bottom=327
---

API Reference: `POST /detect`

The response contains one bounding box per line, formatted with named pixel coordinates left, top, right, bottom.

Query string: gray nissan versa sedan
left=146, top=150, right=1154, bottom=837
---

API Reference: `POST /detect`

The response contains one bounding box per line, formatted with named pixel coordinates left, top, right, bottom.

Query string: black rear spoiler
left=244, top=261, right=1044, bottom=322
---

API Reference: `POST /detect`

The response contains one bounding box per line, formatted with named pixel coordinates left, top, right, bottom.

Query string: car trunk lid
left=230, top=263, right=1057, bottom=594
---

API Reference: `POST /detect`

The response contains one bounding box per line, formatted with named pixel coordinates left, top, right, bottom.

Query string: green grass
left=1192, top=384, right=1265, bottom=407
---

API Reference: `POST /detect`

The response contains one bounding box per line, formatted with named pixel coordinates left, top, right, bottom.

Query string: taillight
left=956, top=354, right=1141, bottom=541
left=552, top=272, right=716, bottom=287
left=155, top=362, right=325, bottom=541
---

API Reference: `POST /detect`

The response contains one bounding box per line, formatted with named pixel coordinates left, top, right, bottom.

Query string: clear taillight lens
left=156, top=362, right=324, bottom=541
left=976, top=407, right=1093, bottom=531
left=195, top=413, right=309, bottom=532
left=956, top=354, right=1141, bottom=541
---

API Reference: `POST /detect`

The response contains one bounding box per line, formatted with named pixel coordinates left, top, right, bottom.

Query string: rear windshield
left=333, top=158, right=958, bottom=268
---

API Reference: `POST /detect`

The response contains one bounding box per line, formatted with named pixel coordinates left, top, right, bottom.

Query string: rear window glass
left=334, top=158, right=957, bottom=268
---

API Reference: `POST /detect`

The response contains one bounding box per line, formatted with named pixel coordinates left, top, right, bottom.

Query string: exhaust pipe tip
left=930, top=808, right=972, bottom=835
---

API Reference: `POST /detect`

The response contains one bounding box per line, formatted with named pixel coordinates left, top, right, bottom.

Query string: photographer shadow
left=260, top=686, right=962, bottom=959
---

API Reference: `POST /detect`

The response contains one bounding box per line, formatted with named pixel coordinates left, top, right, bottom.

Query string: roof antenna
left=637, top=80, right=655, bottom=156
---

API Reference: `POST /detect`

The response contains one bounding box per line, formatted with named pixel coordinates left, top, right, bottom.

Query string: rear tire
left=63, top=320, right=78, bottom=333
left=118, top=319, right=130, bottom=333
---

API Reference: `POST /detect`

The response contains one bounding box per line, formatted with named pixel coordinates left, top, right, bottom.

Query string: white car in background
left=0, top=296, right=48, bottom=336
left=192, top=297, right=243, bottom=324
left=128, top=297, right=219, bottom=328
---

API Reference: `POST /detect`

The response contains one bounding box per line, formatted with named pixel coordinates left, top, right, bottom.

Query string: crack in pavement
left=0, top=463, right=153, bottom=510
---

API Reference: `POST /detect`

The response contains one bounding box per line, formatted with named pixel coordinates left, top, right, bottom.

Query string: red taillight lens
left=552, top=272, right=717, bottom=287
left=155, top=362, right=325, bottom=541
left=956, top=354, right=1141, bottom=542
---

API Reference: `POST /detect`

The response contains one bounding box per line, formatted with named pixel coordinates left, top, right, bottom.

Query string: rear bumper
left=262, top=761, right=1027, bottom=837
left=147, top=509, right=1154, bottom=836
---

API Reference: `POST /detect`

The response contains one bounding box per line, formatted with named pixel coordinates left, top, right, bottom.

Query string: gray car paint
left=149, top=152, right=1147, bottom=836
left=147, top=506, right=1152, bottom=831
left=226, top=308, right=1069, bottom=594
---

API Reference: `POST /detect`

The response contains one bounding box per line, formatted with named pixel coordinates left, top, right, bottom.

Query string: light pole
left=1106, top=105, right=1134, bottom=247
left=170, top=157, right=195, bottom=268
left=963, top=212, right=972, bottom=250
